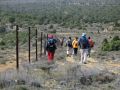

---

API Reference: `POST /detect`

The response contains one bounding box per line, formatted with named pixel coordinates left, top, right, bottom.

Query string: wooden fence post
left=16, top=25, right=19, bottom=70
left=28, top=27, right=31, bottom=63
left=40, top=32, right=43, bottom=57
left=36, top=29, right=38, bottom=61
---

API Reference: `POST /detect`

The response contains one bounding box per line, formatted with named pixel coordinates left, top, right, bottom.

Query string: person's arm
left=87, top=39, right=90, bottom=48
left=72, top=40, right=75, bottom=47
left=78, top=38, right=81, bottom=48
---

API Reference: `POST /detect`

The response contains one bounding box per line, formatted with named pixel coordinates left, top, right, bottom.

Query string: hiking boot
left=83, top=62, right=87, bottom=64
left=67, top=54, right=69, bottom=57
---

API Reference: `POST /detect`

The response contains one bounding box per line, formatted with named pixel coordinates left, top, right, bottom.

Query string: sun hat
left=82, top=33, right=86, bottom=36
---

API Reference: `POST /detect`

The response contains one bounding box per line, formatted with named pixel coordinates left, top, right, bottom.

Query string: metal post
left=40, top=32, right=43, bottom=57
left=28, top=27, right=31, bottom=63
left=16, top=25, right=19, bottom=70
left=36, top=29, right=38, bottom=61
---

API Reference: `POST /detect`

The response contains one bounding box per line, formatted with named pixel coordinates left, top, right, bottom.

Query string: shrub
left=9, top=17, right=15, bottom=24
left=0, top=40, right=5, bottom=46
left=0, top=26, right=6, bottom=33
left=102, top=43, right=110, bottom=51
left=102, top=36, right=120, bottom=51
left=49, top=25, right=54, bottom=29
left=102, top=38, right=108, bottom=44
left=112, top=36, right=119, bottom=41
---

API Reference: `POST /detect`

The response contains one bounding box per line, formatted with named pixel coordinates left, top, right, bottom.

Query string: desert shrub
left=48, top=29, right=56, bottom=33
left=102, top=43, right=110, bottom=51
left=0, top=40, right=5, bottom=46
left=49, top=25, right=54, bottom=29
left=15, top=86, right=28, bottom=90
left=9, top=17, right=15, bottom=24
left=102, top=38, right=108, bottom=44
left=102, top=36, right=120, bottom=51
left=0, top=26, right=6, bottom=33
left=112, top=36, right=119, bottom=41
left=109, top=41, right=120, bottom=51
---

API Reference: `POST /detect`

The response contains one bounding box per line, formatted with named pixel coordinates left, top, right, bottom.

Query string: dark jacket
left=46, top=38, right=57, bottom=52
left=78, top=36, right=90, bottom=49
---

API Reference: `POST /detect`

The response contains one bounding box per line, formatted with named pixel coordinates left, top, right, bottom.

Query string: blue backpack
left=79, top=37, right=89, bottom=49
left=67, top=40, right=72, bottom=48
left=46, top=39, right=56, bottom=51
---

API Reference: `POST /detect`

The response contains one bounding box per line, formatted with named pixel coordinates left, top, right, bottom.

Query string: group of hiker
left=45, top=33, right=94, bottom=64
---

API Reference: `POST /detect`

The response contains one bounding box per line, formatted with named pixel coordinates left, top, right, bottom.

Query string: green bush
left=102, top=43, right=110, bottom=51
left=0, top=40, right=5, bottom=46
left=102, top=38, right=108, bottom=44
left=49, top=25, right=54, bottom=29
left=0, top=26, right=6, bottom=33
left=102, top=36, right=120, bottom=51
left=9, top=17, right=15, bottom=24
left=112, top=36, right=119, bottom=41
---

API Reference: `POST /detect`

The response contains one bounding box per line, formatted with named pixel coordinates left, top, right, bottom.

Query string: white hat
left=82, top=33, right=86, bottom=36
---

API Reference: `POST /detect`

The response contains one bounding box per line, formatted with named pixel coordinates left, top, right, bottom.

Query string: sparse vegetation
left=0, top=0, right=120, bottom=90
left=102, top=36, right=120, bottom=51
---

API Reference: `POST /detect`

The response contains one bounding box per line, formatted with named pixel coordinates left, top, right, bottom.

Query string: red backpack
left=88, top=39, right=94, bottom=48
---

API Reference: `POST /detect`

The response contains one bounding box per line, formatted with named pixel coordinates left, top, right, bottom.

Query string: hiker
left=60, top=37, right=64, bottom=47
left=78, top=33, right=90, bottom=64
left=72, top=37, right=79, bottom=56
left=88, top=36, right=94, bottom=57
left=66, top=37, right=73, bottom=57
left=46, top=34, right=57, bottom=63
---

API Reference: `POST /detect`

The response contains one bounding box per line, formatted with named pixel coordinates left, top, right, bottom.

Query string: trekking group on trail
left=46, top=33, right=94, bottom=64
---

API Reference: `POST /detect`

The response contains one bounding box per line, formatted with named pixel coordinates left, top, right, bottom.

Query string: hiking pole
left=40, top=32, right=43, bottom=57
left=16, top=25, right=19, bottom=70
left=28, top=27, right=31, bottom=63
left=36, top=29, right=38, bottom=61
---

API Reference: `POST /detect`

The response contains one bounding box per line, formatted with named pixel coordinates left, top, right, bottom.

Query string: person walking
left=66, top=37, right=73, bottom=57
left=72, top=37, right=79, bottom=56
left=78, top=33, right=90, bottom=64
left=88, top=36, right=94, bottom=57
left=60, top=37, right=64, bottom=47
left=46, top=34, right=57, bottom=63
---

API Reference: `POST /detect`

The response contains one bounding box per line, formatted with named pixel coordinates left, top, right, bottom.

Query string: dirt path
left=65, top=56, right=120, bottom=75
left=0, top=50, right=32, bottom=72
left=0, top=48, right=120, bottom=76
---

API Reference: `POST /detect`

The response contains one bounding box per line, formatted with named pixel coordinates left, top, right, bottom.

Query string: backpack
left=88, top=39, right=94, bottom=48
left=46, top=39, right=56, bottom=51
left=73, top=40, right=78, bottom=48
left=67, top=40, right=72, bottom=48
left=80, top=38, right=88, bottom=49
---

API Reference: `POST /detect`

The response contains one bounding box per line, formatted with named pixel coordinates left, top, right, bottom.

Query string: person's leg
left=51, top=52, right=55, bottom=60
left=88, top=48, right=90, bottom=57
left=83, top=49, right=88, bottom=63
left=89, top=48, right=91, bottom=57
left=75, top=48, right=78, bottom=55
left=73, top=48, right=75, bottom=55
left=48, top=51, right=51, bottom=62
left=76, top=48, right=78, bottom=55
left=80, top=49, right=84, bottom=63
left=67, top=47, right=69, bottom=56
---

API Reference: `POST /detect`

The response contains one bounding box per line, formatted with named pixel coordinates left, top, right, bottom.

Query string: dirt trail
left=0, top=50, right=32, bottom=72
left=65, top=56, right=120, bottom=75
left=0, top=49, right=120, bottom=76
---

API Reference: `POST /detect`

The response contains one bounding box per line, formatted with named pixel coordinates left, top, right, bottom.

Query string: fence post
left=40, top=32, right=43, bottom=57
left=28, top=27, right=31, bottom=63
left=36, top=29, right=38, bottom=61
left=16, top=25, right=19, bottom=70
